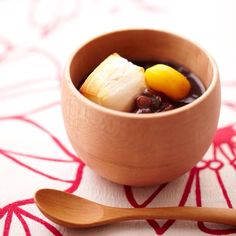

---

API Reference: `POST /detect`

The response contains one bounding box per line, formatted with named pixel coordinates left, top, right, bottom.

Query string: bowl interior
left=69, top=29, right=214, bottom=92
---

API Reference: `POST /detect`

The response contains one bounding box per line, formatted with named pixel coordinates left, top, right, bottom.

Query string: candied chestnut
left=132, top=61, right=205, bottom=114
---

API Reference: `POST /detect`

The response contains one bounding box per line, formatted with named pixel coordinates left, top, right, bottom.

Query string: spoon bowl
left=35, top=189, right=236, bottom=228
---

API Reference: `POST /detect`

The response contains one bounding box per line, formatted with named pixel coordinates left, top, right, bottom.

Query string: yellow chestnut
left=145, top=64, right=191, bottom=100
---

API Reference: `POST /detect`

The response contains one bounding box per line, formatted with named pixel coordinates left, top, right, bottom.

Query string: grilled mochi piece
left=80, top=53, right=147, bottom=112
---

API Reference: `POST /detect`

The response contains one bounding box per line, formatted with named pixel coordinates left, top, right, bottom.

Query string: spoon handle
left=112, top=207, right=236, bottom=226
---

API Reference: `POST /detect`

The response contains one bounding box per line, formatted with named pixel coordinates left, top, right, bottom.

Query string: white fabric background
left=0, top=0, right=236, bottom=235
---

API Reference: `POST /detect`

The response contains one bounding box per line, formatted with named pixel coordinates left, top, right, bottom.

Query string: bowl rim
left=64, top=28, right=219, bottom=120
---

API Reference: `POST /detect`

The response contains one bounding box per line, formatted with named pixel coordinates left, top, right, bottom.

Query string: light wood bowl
left=62, top=29, right=220, bottom=186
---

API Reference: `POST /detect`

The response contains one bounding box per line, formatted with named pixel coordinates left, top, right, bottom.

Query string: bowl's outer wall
left=62, top=30, right=221, bottom=186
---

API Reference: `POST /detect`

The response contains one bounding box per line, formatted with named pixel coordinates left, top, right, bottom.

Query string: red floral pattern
left=0, top=0, right=235, bottom=235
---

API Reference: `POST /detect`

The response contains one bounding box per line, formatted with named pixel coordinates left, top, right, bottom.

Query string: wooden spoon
left=34, top=189, right=236, bottom=228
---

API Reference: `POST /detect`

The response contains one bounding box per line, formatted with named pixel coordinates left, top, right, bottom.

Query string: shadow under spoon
left=34, top=188, right=236, bottom=228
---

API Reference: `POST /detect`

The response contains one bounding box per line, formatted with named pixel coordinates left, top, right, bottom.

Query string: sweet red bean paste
left=132, top=61, right=205, bottom=114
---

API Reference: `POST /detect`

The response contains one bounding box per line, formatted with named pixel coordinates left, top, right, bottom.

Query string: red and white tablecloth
left=1, top=0, right=236, bottom=235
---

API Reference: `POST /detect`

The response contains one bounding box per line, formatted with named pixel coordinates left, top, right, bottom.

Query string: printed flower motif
left=0, top=0, right=236, bottom=235
left=124, top=123, right=236, bottom=235
left=0, top=37, right=13, bottom=61
left=0, top=47, right=61, bottom=117
left=29, top=0, right=81, bottom=36
left=0, top=21, right=81, bottom=235
left=0, top=115, right=84, bottom=235
left=130, top=0, right=161, bottom=12
left=93, top=0, right=160, bottom=14
left=0, top=199, right=63, bottom=236
left=0, top=115, right=84, bottom=201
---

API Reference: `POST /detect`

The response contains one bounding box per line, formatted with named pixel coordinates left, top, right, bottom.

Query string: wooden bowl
left=62, top=29, right=220, bottom=186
